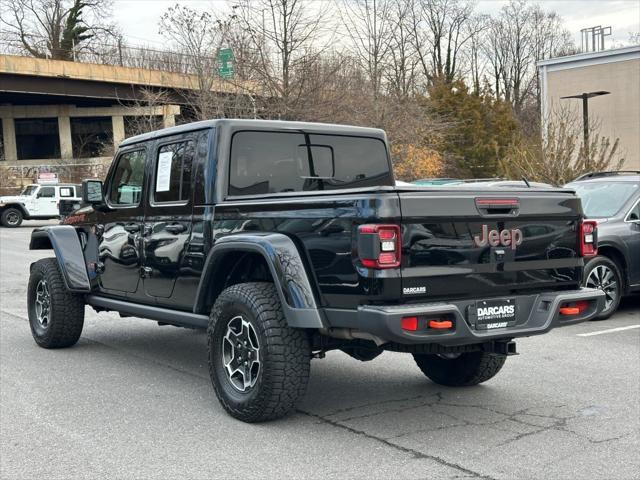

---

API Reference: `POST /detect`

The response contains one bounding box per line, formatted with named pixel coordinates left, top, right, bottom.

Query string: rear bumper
left=322, top=288, right=606, bottom=346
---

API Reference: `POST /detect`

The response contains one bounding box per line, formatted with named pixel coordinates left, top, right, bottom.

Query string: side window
left=59, top=187, right=74, bottom=198
left=108, top=149, right=146, bottom=206
left=228, top=131, right=392, bottom=196
left=153, top=140, right=194, bottom=204
left=627, top=201, right=640, bottom=221
left=38, top=187, right=55, bottom=198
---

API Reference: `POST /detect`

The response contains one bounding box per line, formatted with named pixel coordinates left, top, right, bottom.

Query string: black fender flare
left=29, top=226, right=91, bottom=292
left=194, top=232, right=325, bottom=329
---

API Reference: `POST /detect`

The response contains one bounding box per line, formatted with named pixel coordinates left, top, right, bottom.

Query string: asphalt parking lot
left=1, top=221, right=639, bottom=480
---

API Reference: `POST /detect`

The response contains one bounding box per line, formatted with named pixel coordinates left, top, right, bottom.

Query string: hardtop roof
left=120, top=119, right=387, bottom=147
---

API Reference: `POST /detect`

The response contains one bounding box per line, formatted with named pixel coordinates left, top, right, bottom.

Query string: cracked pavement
left=2, top=222, right=639, bottom=479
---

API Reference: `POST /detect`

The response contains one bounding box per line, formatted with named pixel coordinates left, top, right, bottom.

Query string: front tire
left=208, top=282, right=311, bottom=422
left=1, top=207, right=23, bottom=227
left=27, top=258, right=85, bottom=348
left=584, top=256, right=623, bottom=320
left=413, top=351, right=507, bottom=387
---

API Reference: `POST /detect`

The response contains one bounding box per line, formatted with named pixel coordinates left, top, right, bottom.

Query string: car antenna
left=522, top=176, right=531, bottom=188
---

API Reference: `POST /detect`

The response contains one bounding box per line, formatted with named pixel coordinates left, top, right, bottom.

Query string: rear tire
left=584, top=256, right=623, bottom=320
left=27, top=258, right=85, bottom=348
left=1, top=207, right=23, bottom=227
left=413, top=351, right=506, bottom=387
left=208, top=282, right=311, bottom=422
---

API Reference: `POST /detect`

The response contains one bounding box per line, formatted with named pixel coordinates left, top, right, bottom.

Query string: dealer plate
left=473, top=298, right=517, bottom=330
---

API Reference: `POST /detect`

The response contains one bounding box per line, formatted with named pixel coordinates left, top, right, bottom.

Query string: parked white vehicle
left=0, top=184, right=81, bottom=227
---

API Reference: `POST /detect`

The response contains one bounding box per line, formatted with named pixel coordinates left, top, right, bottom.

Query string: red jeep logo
left=474, top=225, right=523, bottom=250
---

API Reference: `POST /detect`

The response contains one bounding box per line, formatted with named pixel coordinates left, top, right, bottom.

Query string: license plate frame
left=472, top=298, right=517, bottom=330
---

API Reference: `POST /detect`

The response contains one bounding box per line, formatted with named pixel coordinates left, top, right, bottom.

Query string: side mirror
left=82, top=179, right=106, bottom=208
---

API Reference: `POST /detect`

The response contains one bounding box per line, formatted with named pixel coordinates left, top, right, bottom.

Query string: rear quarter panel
left=210, top=193, right=403, bottom=309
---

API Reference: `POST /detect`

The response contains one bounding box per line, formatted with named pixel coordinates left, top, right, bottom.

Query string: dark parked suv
left=566, top=171, right=640, bottom=319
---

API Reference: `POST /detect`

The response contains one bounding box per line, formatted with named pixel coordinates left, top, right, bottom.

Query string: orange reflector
left=559, top=306, right=580, bottom=315
left=428, top=319, right=453, bottom=329
left=401, top=316, right=418, bottom=331
left=560, top=301, right=590, bottom=316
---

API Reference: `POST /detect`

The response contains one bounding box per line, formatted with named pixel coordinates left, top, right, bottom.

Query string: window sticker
left=156, top=151, right=173, bottom=192
left=60, top=187, right=72, bottom=197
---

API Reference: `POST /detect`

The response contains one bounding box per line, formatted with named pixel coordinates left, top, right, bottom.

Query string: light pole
left=560, top=91, right=610, bottom=168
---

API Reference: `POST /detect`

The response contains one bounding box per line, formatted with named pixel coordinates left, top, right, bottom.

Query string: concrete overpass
left=0, top=54, right=245, bottom=106
left=0, top=54, right=249, bottom=191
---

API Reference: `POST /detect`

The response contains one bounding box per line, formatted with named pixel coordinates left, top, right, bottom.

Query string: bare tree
left=483, top=0, right=574, bottom=113
left=501, top=106, right=625, bottom=185
left=0, top=0, right=118, bottom=60
left=408, top=0, right=478, bottom=85
left=159, top=5, right=226, bottom=120
left=231, top=0, right=335, bottom=119
left=385, top=0, right=419, bottom=99
left=158, top=5, right=261, bottom=120
left=120, top=89, right=171, bottom=137
left=464, top=13, right=489, bottom=95
left=340, top=0, right=396, bottom=101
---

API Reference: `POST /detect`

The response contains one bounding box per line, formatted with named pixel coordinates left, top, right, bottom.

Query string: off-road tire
left=1, top=207, right=23, bottom=227
left=208, top=282, right=311, bottom=422
left=584, top=256, right=623, bottom=320
left=413, top=351, right=507, bottom=387
left=27, top=258, right=85, bottom=348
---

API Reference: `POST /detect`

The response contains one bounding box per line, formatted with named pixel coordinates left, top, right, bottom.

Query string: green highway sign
left=217, top=48, right=234, bottom=79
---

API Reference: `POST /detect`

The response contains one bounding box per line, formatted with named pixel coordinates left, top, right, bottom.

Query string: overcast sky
left=112, top=0, right=640, bottom=50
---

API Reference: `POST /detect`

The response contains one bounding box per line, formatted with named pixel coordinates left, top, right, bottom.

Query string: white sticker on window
left=60, top=187, right=71, bottom=197
left=156, top=151, right=173, bottom=192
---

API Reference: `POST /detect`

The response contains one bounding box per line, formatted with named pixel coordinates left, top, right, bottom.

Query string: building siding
left=541, top=48, right=640, bottom=170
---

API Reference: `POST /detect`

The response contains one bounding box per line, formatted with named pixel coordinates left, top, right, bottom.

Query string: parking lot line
left=577, top=325, right=640, bottom=337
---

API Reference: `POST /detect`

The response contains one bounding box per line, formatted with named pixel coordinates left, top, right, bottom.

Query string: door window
left=108, top=150, right=146, bottom=206
left=153, top=140, right=194, bottom=204
left=38, top=187, right=55, bottom=198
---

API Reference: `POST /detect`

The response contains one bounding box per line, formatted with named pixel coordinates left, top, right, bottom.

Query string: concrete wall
left=540, top=47, right=640, bottom=170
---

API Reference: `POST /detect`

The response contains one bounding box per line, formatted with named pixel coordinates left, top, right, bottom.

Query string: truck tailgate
left=399, top=190, right=584, bottom=301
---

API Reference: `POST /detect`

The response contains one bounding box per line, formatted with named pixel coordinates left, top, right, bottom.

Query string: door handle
left=165, top=223, right=187, bottom=234
left=124, top=223, right=140, bottom=233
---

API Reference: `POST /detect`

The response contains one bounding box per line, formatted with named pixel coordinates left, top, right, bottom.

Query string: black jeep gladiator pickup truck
left=27, top=119, right=605, bottom=422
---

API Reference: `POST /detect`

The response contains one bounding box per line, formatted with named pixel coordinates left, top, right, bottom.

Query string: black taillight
left=579, top=220, right=598, bottom=257
left=358, top=224, right=401, bottom=269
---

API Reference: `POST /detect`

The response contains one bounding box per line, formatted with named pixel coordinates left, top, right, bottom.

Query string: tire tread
left=28, top=258, right=84, bottom=348
left=208, top=282, right=310, bottom=422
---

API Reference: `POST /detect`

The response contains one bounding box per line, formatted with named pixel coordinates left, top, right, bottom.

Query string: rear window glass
left=568, top=182, right=639, bottom=218
left=229, top=131, right=392, bottom=196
